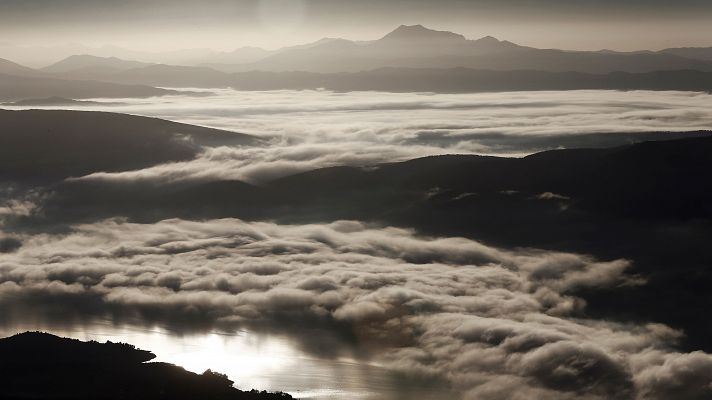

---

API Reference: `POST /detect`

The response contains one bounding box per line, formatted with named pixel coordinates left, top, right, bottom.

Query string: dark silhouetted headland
left=0, top=332, right=292, bottom=400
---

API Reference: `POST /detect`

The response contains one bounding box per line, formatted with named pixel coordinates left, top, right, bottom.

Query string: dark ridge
left=0, top=109, right=260, bottom=183
left=54, top=65, right=712, bottom=93
left=660, top=47, right=712, bottom=62
left=0, top=332, right=156, bottom=365
left=0, top=72, right=176, bottom=102
left=229, top=68, right=712, bottom=93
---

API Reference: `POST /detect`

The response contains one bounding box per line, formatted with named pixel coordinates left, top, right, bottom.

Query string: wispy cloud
left=56, top=89, right=712, bottom=184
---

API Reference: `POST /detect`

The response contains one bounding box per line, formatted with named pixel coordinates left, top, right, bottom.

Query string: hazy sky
left=1, top=0, right=711, bottom=51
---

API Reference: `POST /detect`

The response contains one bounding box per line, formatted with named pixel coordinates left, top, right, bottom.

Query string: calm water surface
left=0, top=322, right=451, bottom=399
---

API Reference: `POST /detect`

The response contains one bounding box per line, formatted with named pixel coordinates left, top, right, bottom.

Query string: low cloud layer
left=1, top=218, right=710, bottom=399
left=40, top=88, right=712, bottom=184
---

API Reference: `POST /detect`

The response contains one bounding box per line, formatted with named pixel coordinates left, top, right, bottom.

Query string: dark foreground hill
left=0, top=332, right=291, bottom=400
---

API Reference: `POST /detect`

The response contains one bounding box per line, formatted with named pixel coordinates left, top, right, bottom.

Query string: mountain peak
left=470, top=35, right=524, bottom=51
left=42, top=54, right=150, bottom=73
left=0, top=57, right=37, bottom=76
left=476, top=36, right=500, bottom=43
left=380, top=25, right=466, bottom=42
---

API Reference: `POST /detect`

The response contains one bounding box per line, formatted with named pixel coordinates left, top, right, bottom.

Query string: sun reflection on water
left=0, top=322, right=446, bottom=399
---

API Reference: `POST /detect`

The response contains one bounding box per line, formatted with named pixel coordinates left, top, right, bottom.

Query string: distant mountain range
left=39, top=25, right=712, bottom=74
left=228, top=68, right=712, bottom=93
left=0, top=41, right=216, bottom=69
left=3, top=24, right=712, bottom=98
left=10, top=61, right=712, bottom=94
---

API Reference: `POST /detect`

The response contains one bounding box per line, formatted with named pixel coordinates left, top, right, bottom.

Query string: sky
left=0, top=0, right=711, bottom=51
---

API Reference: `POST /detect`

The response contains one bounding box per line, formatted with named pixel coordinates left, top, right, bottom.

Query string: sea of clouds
left=1, top=218, right=711, bottom=399
left=11, top=89, right=712, bottom=185
left=2, top=89, right=712, bottom=398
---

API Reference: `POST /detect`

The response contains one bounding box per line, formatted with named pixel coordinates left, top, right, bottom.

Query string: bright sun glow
left=0, top=322, right=391, bottom=399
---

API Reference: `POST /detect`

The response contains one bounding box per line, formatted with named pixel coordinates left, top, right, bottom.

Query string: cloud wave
left=48, top=89, right=712, bottom=184
left=1, top=218, right=710, bottom=399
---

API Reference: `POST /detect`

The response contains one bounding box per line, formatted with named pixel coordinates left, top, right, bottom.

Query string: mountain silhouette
left=378, top=24, right=467, bottom=43
left=0, top=332, right=292, bottom=400
left=42, top=54, right=153, bottom=74
left=660, top=46, right=712, bottom=62
left=0, top=57, right=40, bottom=77
left=110, top=64, right=232, bottom=87
left=35, top=25, right=712, bottom=77
left=227, top=68, right=712, bottom=93
left=33, top=63, right=712, bottom=93
left=6, top=25, right=711, bottom=91
left=203, top=25, right=712, bottom=73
